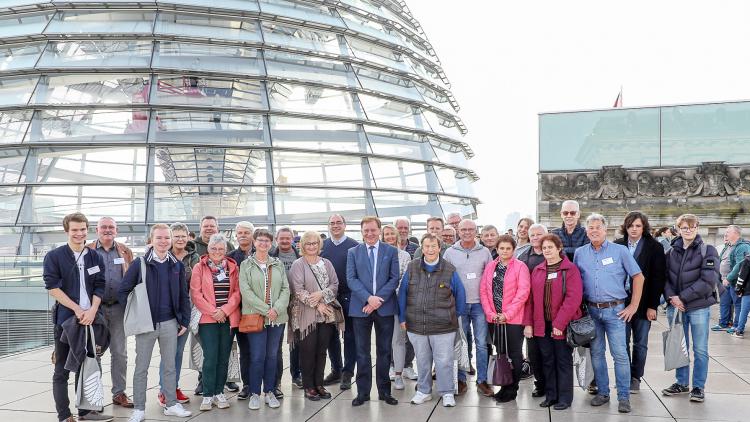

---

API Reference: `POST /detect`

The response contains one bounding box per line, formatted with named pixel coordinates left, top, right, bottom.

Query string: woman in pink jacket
left=479, top=234, right=530, bottom=402
left=190, top=234, right=242, bottom=412
left=522, top=234, right=582, bottom=410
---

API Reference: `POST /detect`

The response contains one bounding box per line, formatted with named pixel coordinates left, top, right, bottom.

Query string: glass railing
left=0, top=259, right=53, bottom=356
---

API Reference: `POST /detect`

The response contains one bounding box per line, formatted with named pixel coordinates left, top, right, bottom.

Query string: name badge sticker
left=466, top=272, right=477, bottom=280
left=547, top=272, right=557, bottom=280
left=602, top=257, right=614, bottom=266
left=217, top=272, right=227, bottom=281
left=87, top=266, right=101, bottom=275
left=113, top=257, right=125, bottom=265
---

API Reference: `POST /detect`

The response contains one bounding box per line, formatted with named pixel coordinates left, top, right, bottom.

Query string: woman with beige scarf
left=289, top=231, right=344, bottom=401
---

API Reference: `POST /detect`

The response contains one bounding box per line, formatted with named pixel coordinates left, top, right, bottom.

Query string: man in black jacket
left=44, top=212, right=112, bottom=422
left=614, top=211, right=666, bottom=394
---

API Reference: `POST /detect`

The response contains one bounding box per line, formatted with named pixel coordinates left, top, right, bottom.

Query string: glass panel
left=416, top=82, right=457, bottom=114
left=438, top=195, right=477, bottom=219
left=339, top=0, right=419, bottom=32
left=23, top=147, right=147, bottom=183
left=359, top=94, right=425, bottom=129
left=0, top=75, right=38, bottom=106
left=46, top=10, right=156, bottom=35
left=274, top=187, right=373, bottom=224
left=264, top=50, right=356, bottom=87
left=272, top=151, right=372, bottom=187
left=661, top=102, right=750, bottom=166
left=338, top=9, right=403, bottom=46
left=153, top=147, right=267, bottom=184
left=354, top=66, right=423, bottom=102
left=0, top=111, right=32, bottom=145
left=0, top=227, right=21, bottom=256
left=25, top=109, right=148, bottom=143
left=430, top=138, right=469, bottom=167
left=422, top=109, right=463, bottom=140
left=435, top=166, right=475, bottom=196
left=30, top=74, right=150, bottom=105
left=365, top=125, right=435, bottom=161
left=347, top=37, right=410, bottom=73
left=157, top=0, right=260, bottom=12
left=404, top=56, right=448, bottom=89
left=267, top=81, right=362, bottom=118
left=0, top=187, right=24, bottom=224
left=538, top=108, right=660, bottom=171
left=153, top=42, right=262, bottom=76
left=0, top=11, right=51, bottom=38
left=18, top=185, right=146, bottom=224
left=258, top=0, right=344, bottom=27
left=0, top=42, right=44, bottom=72
left=0, top=149, right=27, bottom=184
left=270, top=116, right=368, bottom=153
left=371, top=190, right=441, bottom=222
left=369, top=158, right=437, bottom=192
left=261, top=21, right=344, bottom=55
left=152, top=185, right=269, bottom=223
left=38, top=40, right=153, bottom=69
left=150, top=111, right=267, bottom=146
left=153, top=76, right=266, bottom=109
left=155, top=13, right=261, bottom=43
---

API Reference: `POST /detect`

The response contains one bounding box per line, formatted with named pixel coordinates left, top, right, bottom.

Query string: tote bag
left=76, top=325, right=104, bottom=411
left=124, top=258, right=154, bottom=337
left=663, top=310, right=690, bottom=371
left=488, top=324, right=514, bottom=386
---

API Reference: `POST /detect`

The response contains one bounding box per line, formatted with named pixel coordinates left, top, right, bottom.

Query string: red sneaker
left=175, top=389, right=190, bottom=404
left=157, top=391, right=166, bottom=407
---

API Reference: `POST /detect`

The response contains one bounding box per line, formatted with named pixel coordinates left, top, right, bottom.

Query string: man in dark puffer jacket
left=661, top=214, right=720, bottom=404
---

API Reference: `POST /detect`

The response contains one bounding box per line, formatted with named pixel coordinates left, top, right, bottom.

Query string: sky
left=406, top=0, right=750, bottom=229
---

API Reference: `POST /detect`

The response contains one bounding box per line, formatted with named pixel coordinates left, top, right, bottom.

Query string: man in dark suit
left=346, top=216, right=400, bottom=406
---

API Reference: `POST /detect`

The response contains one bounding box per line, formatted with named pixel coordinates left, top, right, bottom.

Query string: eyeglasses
left=173, top=235, right=188, bottom=239
left=98, top=225, right=116, bottom=230
left=255, top=238, right=271, bottom=243
left=329, top=221, right=344, bottom=226
left=679, top=226, right=697, bottom=233
left=304, top=242, right=320, bottom=247
left=561, top=211, right=577, bottom=216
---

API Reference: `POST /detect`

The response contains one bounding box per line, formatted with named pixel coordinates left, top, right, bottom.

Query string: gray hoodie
left=443, top=240, right=492, bottom=304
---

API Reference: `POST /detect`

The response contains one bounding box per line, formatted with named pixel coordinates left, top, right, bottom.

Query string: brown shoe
left=112, top=392, right=134, bottom=408
left=477, top=381, right=494, bottom=397
left=457, top=381, right=468, bottom=395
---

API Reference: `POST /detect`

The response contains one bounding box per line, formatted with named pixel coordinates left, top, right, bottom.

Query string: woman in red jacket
left=480, top=234, right=530, bottom=402
left=523, top=234, right=582, bottom=410
left=190, top=234, right=242, bottom=412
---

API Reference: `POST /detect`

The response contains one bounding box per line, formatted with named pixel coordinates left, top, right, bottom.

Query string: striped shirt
left=544, top=261, right=562, bottom=322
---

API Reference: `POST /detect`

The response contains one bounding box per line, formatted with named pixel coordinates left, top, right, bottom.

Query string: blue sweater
left=44, top=245, right=106, bottom=325
left=321, top=236, right=359, bottom=297
left=398, top=260, right=466, bottom=324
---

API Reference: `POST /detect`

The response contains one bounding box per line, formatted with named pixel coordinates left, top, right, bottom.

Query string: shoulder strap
left=308, top=262, right=324, bottom=291
left=140, top=256, right=147, bottom=285
left=700, top=243, right=707, bottom=260
left=562, top=269, right=567, bottom=296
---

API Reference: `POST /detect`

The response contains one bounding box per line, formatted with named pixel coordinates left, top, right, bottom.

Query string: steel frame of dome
left=0, top=0, right=477, bottom=253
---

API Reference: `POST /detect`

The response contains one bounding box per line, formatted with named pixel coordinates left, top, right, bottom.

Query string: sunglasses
left=561, top=211, right=578, bottom=216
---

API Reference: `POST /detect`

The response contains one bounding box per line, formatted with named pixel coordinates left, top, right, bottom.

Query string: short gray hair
left=561, top=200, right=580, bottom=212
left=394, top=217, right=410, bottom=228
left=208, top=233, right=228, bottom=249
left=528, top=223, right=548, bottom=234
left=170, top=222, right=190, bottom=233
left=727, top=225, right=742, bottom=235
left=276, top=226, right=294, bottom=238
left=447, top=212, right=461, bottom=220
left=235, top=221, right=255, bottom=231
left=480, top=224, right=498, bottom=234
left=585, top=213, right=607, bottom=227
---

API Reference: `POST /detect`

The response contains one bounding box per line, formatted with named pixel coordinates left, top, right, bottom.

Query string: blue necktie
left=368, top=245, right=375, bottom=274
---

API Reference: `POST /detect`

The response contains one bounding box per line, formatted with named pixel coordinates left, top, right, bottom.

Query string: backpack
left=736, top=257, right=750, bottom=296
left=667, top=243, right=723, bottom=300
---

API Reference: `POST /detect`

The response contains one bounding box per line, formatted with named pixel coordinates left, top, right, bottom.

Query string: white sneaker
left=248, top=394, right=261, bottom=410
left=410, top=391, right=433, bottom=405
left=200, top=396, right=213, bottom=411
left=127, top=410, right=145, bottom=422
left=214, top=393, right=230, bottom=409
left=389, top=366, right=396, bottom=380
left=442, top=393, right=456, bottom=407
left=403, top=367, right=418, bottom=380
left=265, top=392, right=281, bottom=408
left=164, top=403, right=192, bottom=417
left=394, top=375, right=405, bottom=390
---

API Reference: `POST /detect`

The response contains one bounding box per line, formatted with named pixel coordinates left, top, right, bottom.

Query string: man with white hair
left=446, top=213, right=462, bottom=231
left=574, top=214, right=644, bottom=414
left=718, top=225, right=750, bottom=335
left=552, top=200, right=589, bottom=261
left=227, top=221, right=255, bottom=265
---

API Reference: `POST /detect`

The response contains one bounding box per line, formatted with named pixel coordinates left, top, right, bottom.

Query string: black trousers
left=536, top=322, right=574, bottom=405
left=527, top=336, right=546, bottom=389
left=491, top=323, right=524, bottom=395
left=353, top=312, right=394, bottom=398
left=299, top=323, right=335, bottom=388
left=53, top=325, right=90, bottom=421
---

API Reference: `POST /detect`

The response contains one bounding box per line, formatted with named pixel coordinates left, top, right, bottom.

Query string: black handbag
left=561, top=270, right=596, bottom=348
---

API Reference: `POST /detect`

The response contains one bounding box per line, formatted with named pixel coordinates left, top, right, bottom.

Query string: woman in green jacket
left=239, top=229, right=290, bottom=411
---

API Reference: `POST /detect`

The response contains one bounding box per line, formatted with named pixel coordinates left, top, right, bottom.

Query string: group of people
left=43, top=203, right=746, bottom=422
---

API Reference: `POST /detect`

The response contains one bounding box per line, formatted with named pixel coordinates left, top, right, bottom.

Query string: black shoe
left=689, top=387, right=705, bottom=402
left=662, top=383, right=690, bottom=396
left=238, top=386, right=251, bottom=400
left=273, top=387, right=284, bottom=399
left=496, top=393, right=517, bottom=403
left=316, top=386, right=332, bottom=399
left=340, top=372, right=353, bottom=390
left=553, top=402, right=570, bottom=410
left=539, top=399, right=558, bottom=407
left=292, top=377, right=304, bottom=389
left=532, top=388, right=545, bottom=398
left=587, top=382, right=598, bottom=395
left=305, top=388, right=321, bottom=401
left=194, top=380, right=203, bottom=396
left=323, top=372, right=342, bottom=386
left=379, top=394, right=398, bottom=405
left=352, top=396, right=370, bottom=406
left=225, top=382, right=239, bottom=392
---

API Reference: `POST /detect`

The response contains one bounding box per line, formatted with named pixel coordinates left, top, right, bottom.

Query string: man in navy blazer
left=346, top=216, right=400, bottom=406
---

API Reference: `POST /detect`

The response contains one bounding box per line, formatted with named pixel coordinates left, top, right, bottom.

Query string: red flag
left=613, top=88, right=623, bottom=107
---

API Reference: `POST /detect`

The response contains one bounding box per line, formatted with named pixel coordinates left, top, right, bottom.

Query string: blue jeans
left=159, top=330, right=189, bottom=392
left=734, top=295, right=750, bottom=333
left=588, top=303, right=630, bottom=401
left=719, top=286, right=738, bottom=326
left=667, top=306, right=710, bottom=389
left=625, top=318, right=651, bottom=380
left=248, top=324, right=285, bottom=394
left=458, top=303, right=488, bottom=383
